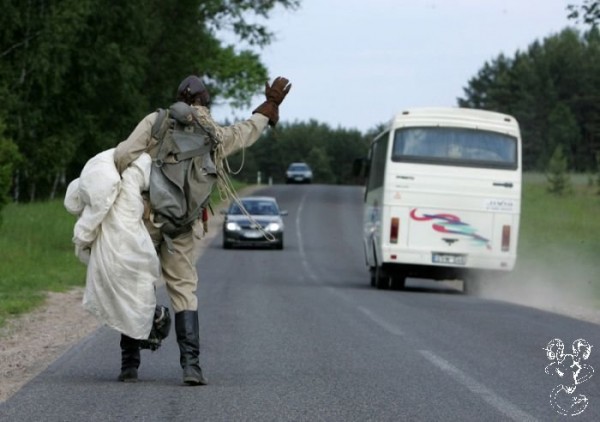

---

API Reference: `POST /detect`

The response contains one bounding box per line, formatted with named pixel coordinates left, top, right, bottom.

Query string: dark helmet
left=176, top=75, right=210, bottom=106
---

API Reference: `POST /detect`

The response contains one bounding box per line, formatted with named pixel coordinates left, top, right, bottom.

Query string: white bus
left=361, top=107, right=521, bottom=291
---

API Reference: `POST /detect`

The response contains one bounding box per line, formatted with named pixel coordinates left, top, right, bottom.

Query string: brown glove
left=253, top=101, right=279, bottom=126
left=252, top=76, right=291, bottom=126
left=265, top=77, right=291, bottom=105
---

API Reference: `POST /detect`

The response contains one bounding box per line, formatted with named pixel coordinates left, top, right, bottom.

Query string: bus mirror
left=353, top=157, right=368, bottom=177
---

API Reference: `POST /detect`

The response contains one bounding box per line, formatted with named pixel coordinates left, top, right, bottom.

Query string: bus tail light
left=501, top=225, right=511, bottom=251
left=390, top=217, right=399, bottom=244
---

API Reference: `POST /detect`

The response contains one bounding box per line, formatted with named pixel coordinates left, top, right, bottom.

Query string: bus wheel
left=375, top=266, right=391, bottom=290
left=390, top=274, right=406, bottom=290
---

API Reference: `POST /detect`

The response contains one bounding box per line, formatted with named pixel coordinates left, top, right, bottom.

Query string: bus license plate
left=432, top=253, right=466, bottom=266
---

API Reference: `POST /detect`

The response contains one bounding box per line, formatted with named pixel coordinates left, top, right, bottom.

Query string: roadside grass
left=0, top=200, right=85, bottom=327
left=505, top=173, right=600, bottom=309
left=0, top=180, right=247, bottom=328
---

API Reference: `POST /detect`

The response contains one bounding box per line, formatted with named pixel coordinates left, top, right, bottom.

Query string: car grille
left=238, top=220, right=267, bottom=230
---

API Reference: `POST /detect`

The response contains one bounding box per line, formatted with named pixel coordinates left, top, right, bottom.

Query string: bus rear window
left=391, top=127, right=518, bottom=169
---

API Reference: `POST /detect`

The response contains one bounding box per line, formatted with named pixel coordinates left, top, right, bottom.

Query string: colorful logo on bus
left=410, top=209, right=490, bottom=249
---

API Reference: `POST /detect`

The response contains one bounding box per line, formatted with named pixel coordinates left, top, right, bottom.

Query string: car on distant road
left=285, top=162, right=313, bottom=184
left=221, top=196, right=287, bottom=249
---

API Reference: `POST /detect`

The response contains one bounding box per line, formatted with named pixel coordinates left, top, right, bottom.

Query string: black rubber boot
left=175, top=311, right=208, bottom=386
left=118, top=334, right=141, bottom=383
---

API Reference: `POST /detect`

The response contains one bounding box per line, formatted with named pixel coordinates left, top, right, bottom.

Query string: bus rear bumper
left=381, top=249, right=516, bottom=279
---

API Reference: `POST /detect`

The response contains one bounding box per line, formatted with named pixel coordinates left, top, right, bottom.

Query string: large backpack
left=148, top=102, right=217, bottom=238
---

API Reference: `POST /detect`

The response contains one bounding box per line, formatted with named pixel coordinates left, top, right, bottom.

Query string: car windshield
left=289, top=163, right=309, bottom=171
left=229, top=200, right=279, bottom=216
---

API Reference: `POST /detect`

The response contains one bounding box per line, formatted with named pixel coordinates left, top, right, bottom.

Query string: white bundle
left=64, top=149, right=159, bottom=339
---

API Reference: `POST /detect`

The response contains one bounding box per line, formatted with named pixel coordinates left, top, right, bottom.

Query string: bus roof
left=388, top=107, right=520, bottom=136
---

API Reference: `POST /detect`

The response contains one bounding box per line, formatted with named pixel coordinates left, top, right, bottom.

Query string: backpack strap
left=151, top=108, right=170, bottom=140
left=151, top=109, right=171, bottom=164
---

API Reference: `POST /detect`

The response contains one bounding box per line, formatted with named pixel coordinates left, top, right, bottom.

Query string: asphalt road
left=1, top=184, right=599, bottom=421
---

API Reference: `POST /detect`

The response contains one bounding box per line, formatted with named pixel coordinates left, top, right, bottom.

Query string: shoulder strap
left=151, top=108, right=170, bottom=140
left=151, top=109, right=172, bottom=163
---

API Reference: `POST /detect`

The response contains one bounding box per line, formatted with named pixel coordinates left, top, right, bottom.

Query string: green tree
left=0, top=0, right=95, bottom=201
left=568, top=1, right=600, bottom=27
left=596, top=152, right=600, bottom=194
left=0, top=0, right=300, bottom=201
left=0, top=119, right=22, bottom=225
left=577, top=29, right=600, bottom=170
left=546, top=104, right=581, bottom=170
left=307, top=145, right=335, bottom=184
left=226, top=120, right=369, bottom=185
left=546, top=144, right=572, bottom=195
left=458, top=27, right=600, bottom=172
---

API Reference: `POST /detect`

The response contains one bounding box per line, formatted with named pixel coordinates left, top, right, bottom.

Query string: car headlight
left=226, top=222, right=241, bottom=231
left=265, top=222, right=281, bottom=232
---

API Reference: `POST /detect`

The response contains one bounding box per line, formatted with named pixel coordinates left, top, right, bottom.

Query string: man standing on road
left=113, top=74, right=291, bottom=385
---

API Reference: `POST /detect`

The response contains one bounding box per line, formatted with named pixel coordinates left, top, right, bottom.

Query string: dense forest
left=224, top=119, right=372, bottom=185
left=1, top=1, right=599, bottom=214
left=458, top=27, right=600, bottom=172
left=0, top=0, right=300, bottom=205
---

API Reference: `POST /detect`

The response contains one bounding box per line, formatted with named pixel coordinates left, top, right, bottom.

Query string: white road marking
left=296, top=192, right=318, bottom=282
left=419, top=349, right=538, bottom=422
left=293, top=190, right=537, bottom=420
left=358, top=306, right=404, bottom=337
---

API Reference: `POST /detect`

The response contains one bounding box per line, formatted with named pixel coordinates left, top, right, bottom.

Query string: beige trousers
left=144, top=218, right=203, bottom=312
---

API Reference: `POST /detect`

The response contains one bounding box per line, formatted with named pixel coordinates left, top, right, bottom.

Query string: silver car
left=221, top=196, right=287, bottom=249
left=285, top=162, right=313, bottom=184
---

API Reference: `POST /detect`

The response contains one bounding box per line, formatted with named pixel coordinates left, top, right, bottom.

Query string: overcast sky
left=211, top=0, right=579, bottom=133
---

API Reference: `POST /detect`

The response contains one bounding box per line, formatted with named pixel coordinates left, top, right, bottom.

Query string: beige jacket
left=114, top=105, right=269, bottom=174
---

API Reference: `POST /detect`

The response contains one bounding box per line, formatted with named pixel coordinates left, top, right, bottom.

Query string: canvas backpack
left=148, top=101, right=217, bottom=239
